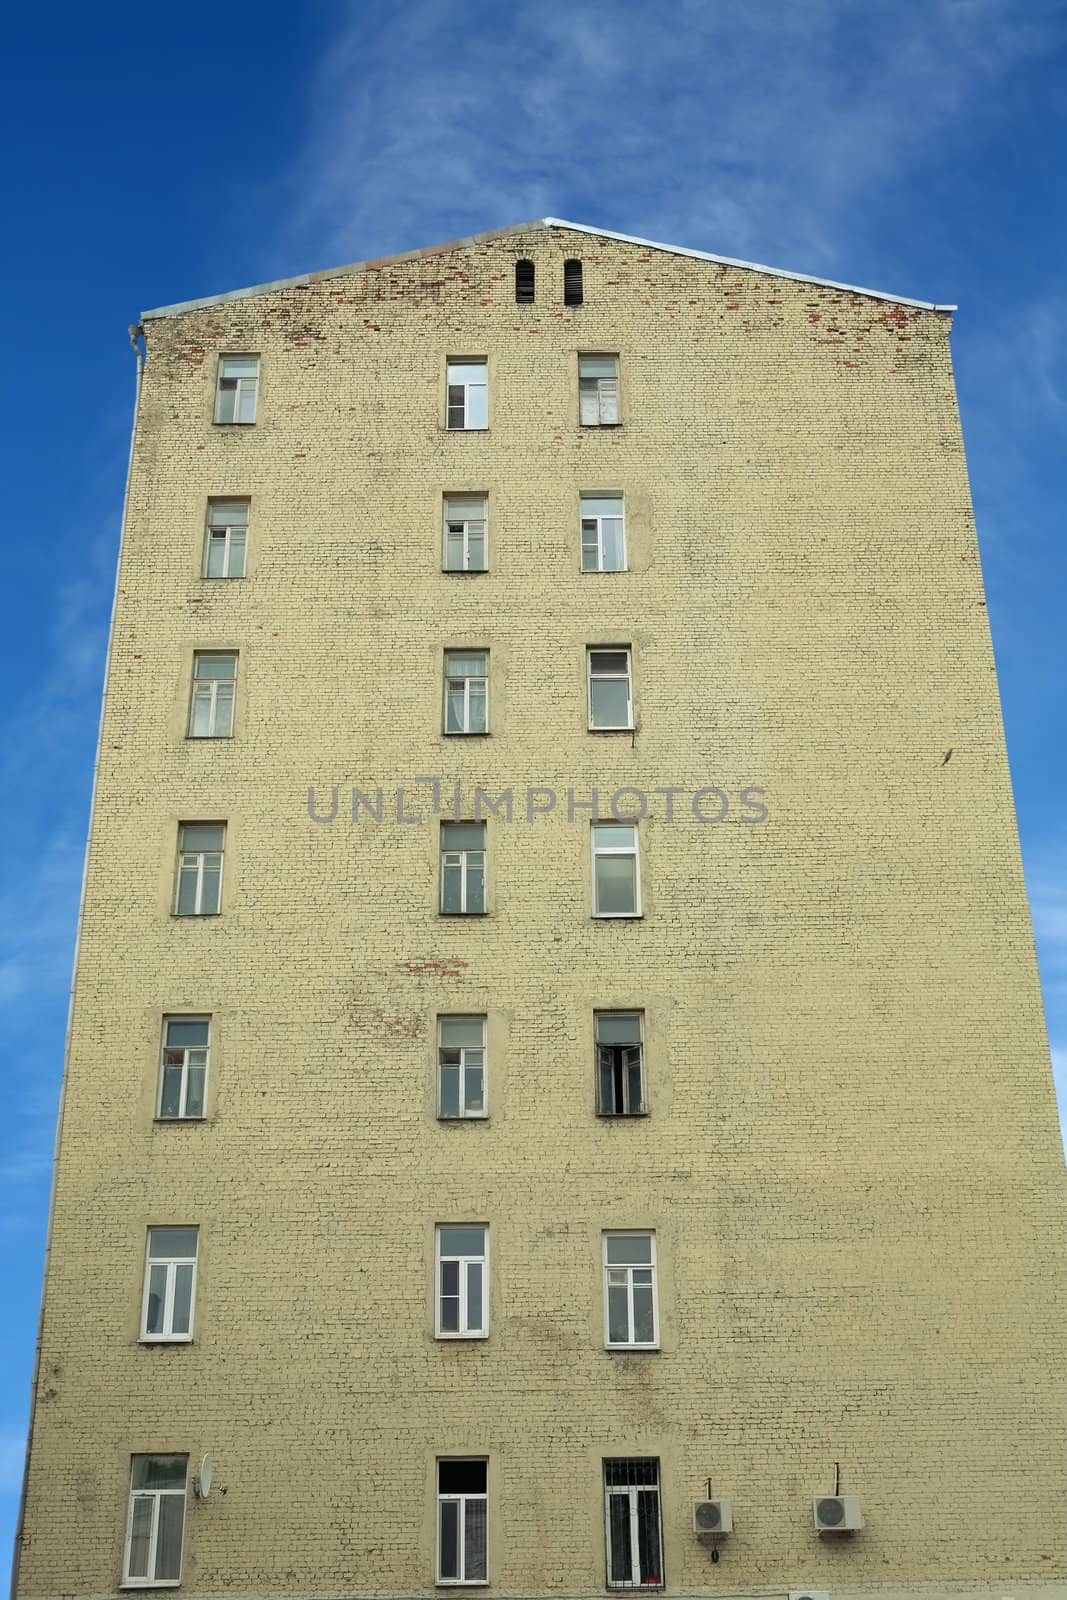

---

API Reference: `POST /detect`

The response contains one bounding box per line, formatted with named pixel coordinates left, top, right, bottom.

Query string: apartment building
left=11, top=219, right=1067, bottom=1600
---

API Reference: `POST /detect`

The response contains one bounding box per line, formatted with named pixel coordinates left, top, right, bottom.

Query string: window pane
left=636, top=1491, right=661, bottom=1584
left=598, top=1050, right=616, bottom=1113
left=442, top=861, right=462, bottom=914
left=596, top=854, right=637, bottom=915
left=596, top=1014, right=641, bottom=1046
left=440, top=1295, right=460, bottom=1332
left=439, top=1499, right=459, bottom=1578
left=446, top=652, right=487, bottom=677
left=465, top=385, right=488, bottom=429
left=127, top=1495, right=153, bottom=1580
left=466, top=1261, right=483, bottom=1329
left=200, top=861, right=222, bottom=914
left=166, top=1019, right=209, bottom=1049
left=176, top=864, right=198, bottom=916
left=442, top=823, right=485, bottom=850
left=215, top=385, right=237, bottom=424
left=160, top=1064, right=183, bottom=1118
left=227, top=530, right=247, bottom=576
left=155, top=1494, right=185, bottom=1581
left=439, top=1226, right=485, bottom=1256
left=206, top=533, right=227, bottom=577
left=581, top=497, right=623, bottom=518
left=626, top=1053, right=643, bottom=1111
left=593, top=824, right=636, bottom=852
left=467, top=682, right=487, bottom=733
left=607, top=1280, right=630, bottom=1344
left=465, top=1498, right=488, bottom=1579
left=134, top=1456, right=188, bottom=1491
left=632, top=1278, right=655, bottom=1343
left=580, top=356, right=618, bottom=379
left=579, top=385, right=600, bottom=426
left=464, top=1063, right=485, bottom=1112
left=591, top=678, right=630, bottom=727
left=185, top=1065, right=206, bottom=1118
left=466, top=527, right=486, bottom=570
left=171, top=1264, right=194, bottom=1334
left=465, top=856, right=485, bottom=912
left=439, top=1063, right=461, bottom=1118
left=439, top=1460, right=487, bottom=1494
left=447, top=363, right=486, bottom=387
left=445, top=684, right=466, bottom=734
left=440, top=1017, right=485, bottom=1049
left=145, top=1265, right=166, bottom=1334
left=601, top=520, right=625, bottom=570
left=606, top=1234, right=653, bottom=1264
left=444, top=529, right=465, bottom=570
left=236, top=385, right=257, bottom=423
left=195, top=655, right=236, bottom=681
left=445, top=496, right=486, bottom=521
left=221, top=358, right=258, bottom=379
left=608, top=1493, right=632, bottom=1583
left=209, top=501, right=248, bottom=527
left=149, top=1227, right=198, bottom=1259
left=180, top=824, right=224, bottom=852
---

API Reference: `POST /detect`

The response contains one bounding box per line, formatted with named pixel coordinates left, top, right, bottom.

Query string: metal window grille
left=604, top=1459, right=663, bottom=1589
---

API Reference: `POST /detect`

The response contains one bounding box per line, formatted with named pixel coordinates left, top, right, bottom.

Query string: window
left=444, top=651, right=488, bottom=735
left=438, top=1016, right=487, bottom=1119
left=579, top=356, right=620, bottom=425
left=443, top=495, right=487, bottom=572
left=596, top=1013, right=645, bottom=1115
left=588, top=648, right=633, bottom=730
left=204, top=501, right=248, bottom=578
left=141, top=1227, right=199, bottom=1342
left=603, top=1233, right=658, bottom=1348
left=188, top=653, right=237, bottom=738
left=515, top=260, right=535, bottom=303
left=122, top=1455, right=188, bottom=1587
left=441, top=823, right=486, bottom=914
left=580, top=496, right=626, bottom=572
left=564, top=259, right=584, bottom=306
left=592, top=824, right=640, bottom=918
left=435, top=1225, right=488, bottom=1337
left=158, top=1017, right=209, bottom=1120
left=437, top=1459, right=488, bottom=1583
left=214, top=356, right=259, bottom=424
left=603, top=1459, right=662, bottom=1589
left=446, top=360, right=488, bottom=430
left=175, top=823, right=224, bottom=916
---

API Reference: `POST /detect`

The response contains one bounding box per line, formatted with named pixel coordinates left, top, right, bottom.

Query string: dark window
left=515, top=260, right=535, bottom=303
left=564, top=259, right=584, bottom=306
left=604, top=1459, right=662, bottom=1589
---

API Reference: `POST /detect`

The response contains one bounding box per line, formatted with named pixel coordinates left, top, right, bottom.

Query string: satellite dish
left=195, top=1456, right=214, bottom=1501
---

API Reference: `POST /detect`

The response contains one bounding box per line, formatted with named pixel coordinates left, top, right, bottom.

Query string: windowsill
left=596, top=1110, right=649, bottom=1119
left=580, top=422, right=623, bottom=429
left=588, top=726, right=635, bottom=734
left=439, top=911, right=489, bottom=918
left=171, top=913, right=222, bottom=920
left=444, top=427, right=489, bottom=434
left=198, top=576, right=247, bottom=582
left=606, top=1344, right=660, bottom=1353
left=442, top=732, right=491, bottom=739
left=211, top=421, right=256, bottom=428
left=139, top=1336, right=193, bottom=1346
left=438, top=1115, right=489, bottom=1123
left=436, top=1581, right=489, bottom=1588
left=581, top=569, right=630, bottom=575
left=120, top=1581, right=181, bottom=1590
left=443, top=569, right=489, bottom=576
left=592, top=914, right=643, bottom=921
left=153, top=1117, right=208, bottom=1126
left=607, top=1584, right=663, bottom=1592
left=185, top=735, right=234, bottom=742
left=435, top=1332, right=489, bottom=1342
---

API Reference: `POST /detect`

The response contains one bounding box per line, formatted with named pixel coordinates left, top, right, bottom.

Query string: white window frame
left=175, top=825, right=225, bottom=916
left=443, top=496, right=488, bottom=572
left=595, top=1012, right=645, bottom=1116
left=444, top=652, right=489, bottom=735
left=580, top=496, right=627, bottom=573
left=189, top=653, right=237, bottom=739
left=603, top=1232, right=659, bottom=1349
left=158, top=1017, right=210, bottom=1121
left=440, top=826, right=486, bottom=915
left=203, top=501, right=248, bottom=578
left=579, top=354, right=620, bottom=426
left=435, top=1224, right=489, bottom=1339
left=592, top=823, right=641, bottom=918
left=214, top=356, right=259, bottom=425
left=436, top=1458, right=489, bottom=1585
left=121, top=1456, right=188, bottom=1588
left=446, top=360, right=488, bottom=431
left=438, top=1016, right=488, bottom=1120
left=587, top=648, right=633, bottom=731
left=603, top=1459, right=663, bottom=1590
left=140, top=1228, right=199, bottom=1343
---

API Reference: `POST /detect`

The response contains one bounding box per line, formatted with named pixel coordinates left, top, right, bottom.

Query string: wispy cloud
left=271, top=0, right=1059, bottom=284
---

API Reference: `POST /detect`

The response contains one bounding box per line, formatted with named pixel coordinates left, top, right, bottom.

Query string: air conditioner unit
left=813, top=1494, right=863, bottom=1533
left=691, top=1498, right=733, bottom=1535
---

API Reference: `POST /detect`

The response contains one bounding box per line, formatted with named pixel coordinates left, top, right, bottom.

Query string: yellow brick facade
left=13, top=223, right=1067, bottom=1600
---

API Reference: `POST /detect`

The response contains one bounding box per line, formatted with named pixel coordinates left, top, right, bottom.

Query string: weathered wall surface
left=15, top=226, right=1067, bottom=1599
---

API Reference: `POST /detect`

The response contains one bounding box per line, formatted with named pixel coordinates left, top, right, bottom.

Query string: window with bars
left=141, top=1227, right=198, bottom=1342
left=214, top=356, right=259, bottom=424
left=579, top=355, right=620, bottom=425
left=203, top=500, right=248, bottom=578
left=588, top=648, right=633, bottom=729
left=437, top=1458, right=488, bottom=1583
left=438, top=1016, right=487, bottom=1119
left=446, top=360, right=488, bottom=430
left=158, top=1018, right=209, bottom=1120
left=435, top=1226, right=488, bottom=1337
left=174, top=823, right=224, bottom=916
left=122, top=1455, right=188, bottom=1587
left=515, top=260, right=535, bottom=303
left=189, top=653, right=237, bottom=738
left=603, top=1459, right=663, bottom=1589
left=441, top=823, right=486, bottom=914
left=443, top=495, right=488, bottom=572
left=580, top=496, right=626, bottom=572
left=592, top=823, right=640, bottom=918
left=444, top=651, right=488, bottom=734
left=603, top=1233, right=658, bottom=1348
left=596, top=1013, right=645, bottom=1115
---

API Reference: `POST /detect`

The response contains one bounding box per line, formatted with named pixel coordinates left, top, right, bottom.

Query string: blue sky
left=2, top=0, right=1065, bottom=1566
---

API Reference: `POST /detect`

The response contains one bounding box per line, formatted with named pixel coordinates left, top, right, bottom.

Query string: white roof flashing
left=139, top=217, right=955, bottom=321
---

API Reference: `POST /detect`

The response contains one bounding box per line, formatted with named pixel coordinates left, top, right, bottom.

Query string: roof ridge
left=140, top=217, right=955, bottom=321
